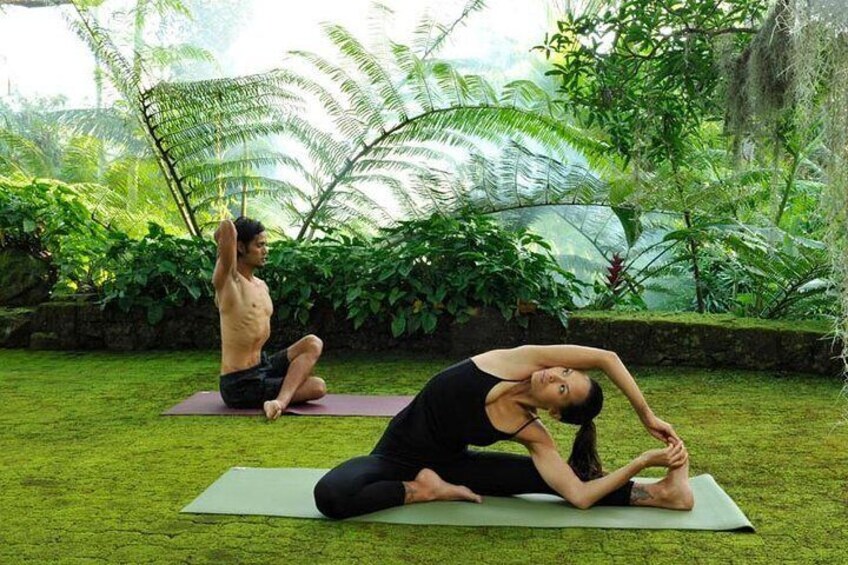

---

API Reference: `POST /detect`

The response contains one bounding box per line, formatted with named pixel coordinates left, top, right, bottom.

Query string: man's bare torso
left=216, top=271, right=274, bottom=374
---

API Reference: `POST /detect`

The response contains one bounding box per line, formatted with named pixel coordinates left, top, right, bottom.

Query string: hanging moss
left=750, top=0, right=795, bottom=118
left=723, top=0, right=848, bottom=417
left=725, top=44, right=753, bottom=136
left=789, top=6, right=848, bottom=419
left=725, top=0, right=795, bottom=138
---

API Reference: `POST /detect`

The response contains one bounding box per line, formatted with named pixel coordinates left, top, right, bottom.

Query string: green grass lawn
left=1, top=349, right=846, bottom=564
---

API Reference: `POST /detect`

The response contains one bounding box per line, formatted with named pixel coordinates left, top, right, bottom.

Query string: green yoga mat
left=182, top=467, right=754, bottom=531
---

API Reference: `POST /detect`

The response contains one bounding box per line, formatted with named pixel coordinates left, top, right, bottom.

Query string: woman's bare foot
left=630, top=455, right=694, bottom=510
left=656, top=459, right=694, bottom=510
left=263, top=399, right=285, bottom=420
left=403, top=468, right=482, bottom=505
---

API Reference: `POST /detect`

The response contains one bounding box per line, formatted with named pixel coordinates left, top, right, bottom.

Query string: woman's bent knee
left=313, top=476, right=348, bottom=520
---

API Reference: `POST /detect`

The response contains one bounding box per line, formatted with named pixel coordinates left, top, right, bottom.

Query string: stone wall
left=568, top=314, right=843, bottom=376
left=3, top=301, right=842, bottom=376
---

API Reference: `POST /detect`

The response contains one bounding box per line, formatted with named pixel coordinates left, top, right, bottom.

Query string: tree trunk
left=684, top=210, right=705, bottom=313
left=774, top=145, right=801, bottom=228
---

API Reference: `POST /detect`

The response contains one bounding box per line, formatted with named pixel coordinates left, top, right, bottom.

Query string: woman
left=314, top=344, right=694, bottom=519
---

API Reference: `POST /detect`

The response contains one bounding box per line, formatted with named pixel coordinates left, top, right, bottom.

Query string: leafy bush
left=360, top=213, right=583, bottom=336
left=101, top=212, right=583, bottom=334
left=264, top=213, right=583, bottom=336
left=0, top=177, right=109, bottom=294
left=100, top=224, right=216, bottom=324
left=691, top=225, right=836, bottom=319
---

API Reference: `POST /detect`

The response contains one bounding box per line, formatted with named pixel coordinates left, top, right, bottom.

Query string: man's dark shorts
left=219, top=349, right=290, bottom=408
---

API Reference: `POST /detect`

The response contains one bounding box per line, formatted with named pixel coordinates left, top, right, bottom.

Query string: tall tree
left=537, top=0, right=772, bottom=312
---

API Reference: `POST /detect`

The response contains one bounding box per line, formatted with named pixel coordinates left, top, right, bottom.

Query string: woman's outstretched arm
left=518, top=424, right=687, bottom=508
left=591, top=348, right=680, bottom=444
left=476, top=345, right=680, bottom=443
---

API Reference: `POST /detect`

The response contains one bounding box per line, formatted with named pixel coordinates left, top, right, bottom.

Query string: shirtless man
left=214, top=217, right=326, bottom=420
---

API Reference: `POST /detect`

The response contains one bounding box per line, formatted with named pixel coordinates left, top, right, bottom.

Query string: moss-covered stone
left=0, top=249, right=53, bottom=306
left=0, top=307, right=34, bottom=347
left=28, top=331, right=61, bottom=350
left=570, top=310, right=833, bottom=334
left=567, top=311, right=841, bottom=376
left=8, top=301, right=844, bottom=375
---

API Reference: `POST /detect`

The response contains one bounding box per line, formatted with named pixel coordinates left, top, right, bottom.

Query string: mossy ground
left=1, top=349, right=845, bottom=564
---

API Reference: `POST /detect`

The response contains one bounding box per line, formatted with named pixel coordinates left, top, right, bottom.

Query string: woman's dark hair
left=233, top=216, right=265, bottom=257
left=559, top=378, right=604, bottom=481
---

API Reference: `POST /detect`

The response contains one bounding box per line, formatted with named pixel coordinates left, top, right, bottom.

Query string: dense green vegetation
left=1, top=350, right=845, bottom=563
left=2, top=0, right=844, bottom=329
left=1, top=2, right=846, bottom=561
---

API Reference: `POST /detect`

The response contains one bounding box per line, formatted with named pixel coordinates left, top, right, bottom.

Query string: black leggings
left=313, top=450, right=634, bottom=519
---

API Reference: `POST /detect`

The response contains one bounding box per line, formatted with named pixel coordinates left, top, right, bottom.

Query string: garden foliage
left=97, top=212, right=581, bottom=333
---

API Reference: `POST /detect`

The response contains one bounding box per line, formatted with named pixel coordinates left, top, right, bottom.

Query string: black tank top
left=372, top=359, right=537, bottom=464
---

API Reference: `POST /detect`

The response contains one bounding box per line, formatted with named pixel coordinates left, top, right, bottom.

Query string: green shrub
left=265, top=213, right=583, bottom=336
left=100, top=224, right=216, bottom=324
left=0, top=177, right=109, bottom=294
left=101, top=212, right=583, bottom=334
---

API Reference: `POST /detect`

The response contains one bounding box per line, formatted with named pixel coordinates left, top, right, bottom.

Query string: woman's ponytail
left=559, top=377, right=605, bottom=480
left=567, top=420, right=604, bottom=480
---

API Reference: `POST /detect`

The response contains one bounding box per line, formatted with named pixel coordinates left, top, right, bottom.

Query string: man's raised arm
left=213, top=219, right=237, bottom=291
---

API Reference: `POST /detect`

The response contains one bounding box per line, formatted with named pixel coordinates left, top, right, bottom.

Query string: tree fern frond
left=280, top=116, right=350, bottom=179
left=0, top=128, right=52, bottom=177
left=349, top=171, right=423, bottom=218
left=464, top=75, right=500, bottom=107
left=417, top=0, right=487, bottom=60
left=367, top=144, right=457, bottom=164
left=145, top=42, right=215, bottom=67
left=351, top=158, right=439, bottom=178
left=53, top=108, right=144, bottom=151
left=289, top=50, right=384, bottom=131
left=178, top=154, right=306, bottom=184
left=332, top=185, right=394, bottom=222
left=69, top=8, right=142, bottom=97
left=321, top=190, right=393, bottom=228
left=190, top=178, right=308, bottom=211
left=391, top=42, right=435, bottom=113
left=162, top=122, right=291, bottom=163
left=273, top=69, right=367, bottom=144
left=325, top=24, right=409, bottom=122
left=407, top=169, right=464, bottom=214
left=59, top=135, right=105, bottom=184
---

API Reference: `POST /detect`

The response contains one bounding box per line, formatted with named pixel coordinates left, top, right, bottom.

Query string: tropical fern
left=269, top=22, right=621, bottom=239
left=413, top=0, right=488, bottom=60
left=70, top=2, right=301, bottom=236
left=69, top=1, right=611, bottom=239
left=400, top=140, right=611, bottom=217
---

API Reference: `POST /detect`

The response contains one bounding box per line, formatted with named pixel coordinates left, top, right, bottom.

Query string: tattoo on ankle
left=404, top=482, right=416, bottom=504
left=630, top=485, right=653, bottom=503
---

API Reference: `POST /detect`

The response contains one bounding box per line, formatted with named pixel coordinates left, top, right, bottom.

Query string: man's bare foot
left=403, top=468, right=482, bottom=505
left=263, top=399, right=285, bottom=420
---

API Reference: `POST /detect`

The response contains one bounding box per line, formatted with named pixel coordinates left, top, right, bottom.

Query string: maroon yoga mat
left=162, top=391, right=413, bottom=417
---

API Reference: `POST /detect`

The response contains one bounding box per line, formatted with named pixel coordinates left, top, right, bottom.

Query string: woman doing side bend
left=314, top=345, right=694, bottom=519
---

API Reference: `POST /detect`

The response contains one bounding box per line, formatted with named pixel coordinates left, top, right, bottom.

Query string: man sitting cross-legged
left=214, top=217, right=326, bottom=420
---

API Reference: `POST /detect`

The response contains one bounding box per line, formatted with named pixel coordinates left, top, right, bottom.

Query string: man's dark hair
left=233, top=216, right=265, bottom=256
